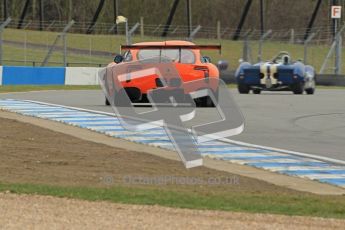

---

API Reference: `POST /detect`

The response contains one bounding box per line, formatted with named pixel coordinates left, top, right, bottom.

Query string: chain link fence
left=0, top=19, right=344, bottom=73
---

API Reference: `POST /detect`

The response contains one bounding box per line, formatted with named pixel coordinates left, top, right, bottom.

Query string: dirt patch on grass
left=1, top=193, right=345, bottom=230
left=0, top=115, right=299, bottom=195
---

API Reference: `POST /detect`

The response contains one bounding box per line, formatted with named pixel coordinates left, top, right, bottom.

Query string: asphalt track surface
left=1, top=89, right=344, bottom=161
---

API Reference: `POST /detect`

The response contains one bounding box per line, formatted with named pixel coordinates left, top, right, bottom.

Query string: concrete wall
left=0, top=66, right=345, bottom=86
left=0, top=66, right=2, bottom=86
left=2, top=67, right=66, bottom=85
left=220, top=72, right=345, bottom=86
left=0, top=66, right=101, bottom=86
left=64, top=67, right=100, bottom=85
left=316, top=74, right=345, bottom=86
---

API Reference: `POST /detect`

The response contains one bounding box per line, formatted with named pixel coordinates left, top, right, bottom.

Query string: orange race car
left=104, top=40, right=227, bottom=107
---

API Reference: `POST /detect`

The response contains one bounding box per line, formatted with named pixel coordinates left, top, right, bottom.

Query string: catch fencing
left=0, top=19, right=344, bottom=74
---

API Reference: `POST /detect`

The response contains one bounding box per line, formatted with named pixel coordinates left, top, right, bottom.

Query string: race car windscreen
left=137, top=49, right=195, bottom=64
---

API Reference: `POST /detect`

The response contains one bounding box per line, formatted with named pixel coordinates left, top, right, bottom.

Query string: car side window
left=201, top=56, right=211, bottom=63
left=123, top=51, right=133, bottom=62
left=180, top=49, right=195, bottom=64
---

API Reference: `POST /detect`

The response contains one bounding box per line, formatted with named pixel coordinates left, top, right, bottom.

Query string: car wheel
left=252, top=89, right=261, bottom=94
left=105, top=97, right=110, bottom=106
left=305, top=87, right=315, bottom=95
left=292, top=82, right=304, bottom=94
left=238, top=84, right=250, bottom=94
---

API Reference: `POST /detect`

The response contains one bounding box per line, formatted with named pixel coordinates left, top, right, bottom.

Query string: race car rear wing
left=121, top=44, right=222, bottom=54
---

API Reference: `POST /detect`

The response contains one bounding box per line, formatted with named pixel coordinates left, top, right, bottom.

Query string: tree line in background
left=0, top=0, right=344, bottom=32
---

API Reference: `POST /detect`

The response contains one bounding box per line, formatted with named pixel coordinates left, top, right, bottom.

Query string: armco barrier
left=2, top=66, right=65, bottom=85
left=65, top=67, right=100, bottom=85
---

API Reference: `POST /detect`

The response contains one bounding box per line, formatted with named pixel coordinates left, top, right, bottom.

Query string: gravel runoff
left=0, top=193, right=344, bottom=230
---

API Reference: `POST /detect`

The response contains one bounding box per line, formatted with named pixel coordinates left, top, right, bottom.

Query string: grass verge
left=1, top=182, right=345, bottom=219
left=0, top=85, right=101, bottom=93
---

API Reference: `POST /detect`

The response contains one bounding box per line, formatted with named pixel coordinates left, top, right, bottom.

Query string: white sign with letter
left=332, top=6, right=342, bottom=19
